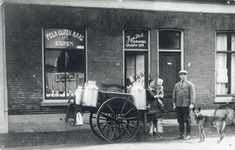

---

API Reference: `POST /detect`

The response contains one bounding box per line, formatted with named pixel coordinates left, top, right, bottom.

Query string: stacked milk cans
left=75, top=81, right=99, bottom=107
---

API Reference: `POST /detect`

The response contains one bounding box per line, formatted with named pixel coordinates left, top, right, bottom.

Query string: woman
left=146, top=79, right=159, bottom=135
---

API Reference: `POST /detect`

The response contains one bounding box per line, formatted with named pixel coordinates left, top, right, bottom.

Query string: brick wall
left=4, top=3, right=235, bottom=114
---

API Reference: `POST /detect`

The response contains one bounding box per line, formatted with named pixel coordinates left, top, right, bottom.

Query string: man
left=172, top=70, right=195, bottom=140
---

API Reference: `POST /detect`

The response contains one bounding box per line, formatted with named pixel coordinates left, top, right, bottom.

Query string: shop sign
left=44, top=28, right=85, bottom=49
left=125, top=30, right=148, bottom=49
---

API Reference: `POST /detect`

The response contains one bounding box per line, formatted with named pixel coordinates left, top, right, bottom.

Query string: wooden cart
left=66, top=90, right=167, bottom=143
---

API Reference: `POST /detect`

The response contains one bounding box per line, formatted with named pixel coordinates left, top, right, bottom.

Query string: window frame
left=123, top=28, right=150, bottom=90
left=159, top=30, right=181, bottom=50
left=215, top=31, right=235, bottom=103
left=158, top=29, right=184, bottom=70
left=41, top=26, right=87, bottom=106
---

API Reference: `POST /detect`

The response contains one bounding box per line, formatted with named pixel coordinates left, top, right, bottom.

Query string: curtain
left=231, top=34, right=235, bottom=94
left=216, top=34, right=227, bottom=95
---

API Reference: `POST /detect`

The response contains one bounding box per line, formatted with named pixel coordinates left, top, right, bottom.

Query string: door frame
left=157, top=29, right=184, bottom=115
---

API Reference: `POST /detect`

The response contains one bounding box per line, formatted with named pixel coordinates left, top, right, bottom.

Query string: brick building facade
left=1, top=0, right=235, bottom=133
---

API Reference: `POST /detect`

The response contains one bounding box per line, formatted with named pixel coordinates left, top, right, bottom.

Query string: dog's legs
left=216, top=122, right=226, bottom=144
left=198, top=125, right=204, bottom=142
left=216, top=127, right=221, bottom=144
left=198, top=125, right=202, bottom=142
left=202, top=127, right=206, bottom=142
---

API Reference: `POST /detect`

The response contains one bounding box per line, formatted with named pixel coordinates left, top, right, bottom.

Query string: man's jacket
left=172, top=80, right=195, bottom=107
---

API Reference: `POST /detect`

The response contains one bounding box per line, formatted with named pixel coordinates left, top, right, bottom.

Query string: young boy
left=155, top=78, right=164, bottom=108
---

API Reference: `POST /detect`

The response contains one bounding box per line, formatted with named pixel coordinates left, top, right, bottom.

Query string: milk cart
left=65, top=81, right=167, bottom=143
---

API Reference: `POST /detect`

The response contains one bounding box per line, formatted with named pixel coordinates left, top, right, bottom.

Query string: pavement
left=1, top=121, right=235, bottom=150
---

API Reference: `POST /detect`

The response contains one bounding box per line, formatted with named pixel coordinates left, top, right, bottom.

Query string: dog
left=192, top=107, right=227, bottom=144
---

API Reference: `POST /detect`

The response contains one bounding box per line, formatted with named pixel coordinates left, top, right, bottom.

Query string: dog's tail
left=221, top=114, right=227, bottom=121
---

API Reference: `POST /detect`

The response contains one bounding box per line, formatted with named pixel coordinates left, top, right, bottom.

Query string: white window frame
left=158, top=29, right=184, bottom=71
left=41, top=27, right=87, bottom=106
left=215, top=31, right=235, bottom=103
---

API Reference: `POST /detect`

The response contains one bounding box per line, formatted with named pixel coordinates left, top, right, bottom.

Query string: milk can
left=157, top=115, right=163, bottom=133
left=130, top=82, right=146, bottom=110
left=75, top=109, right=83, bottom=126
left=82, top=81, right=99, bottom=107
left=75, top=86, right=83, bottom=105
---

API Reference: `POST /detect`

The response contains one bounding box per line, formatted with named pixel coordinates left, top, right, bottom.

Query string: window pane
left=231, top=54, right=235, bottom=94
left=45, top=50, right=66, bottom=98
left=216, top=53, right=228, bottom=95
left=66, top=50, right=85, bottom=72
left=45, top=50, right=85, bottom=99
left=126, top=53, right=145, bottom=88
left=232, top=33, right=235, bottom=51
left=126, top=55, right=135, bottom=87
left=66, top=50, right=85, bottom=93
left=136, top=55, right=145, bottom=87
left=159, top=31, right=180, bottom=49
left=216, top=33, right=227, bottom=51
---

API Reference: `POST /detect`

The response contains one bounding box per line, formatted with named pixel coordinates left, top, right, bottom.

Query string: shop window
left=43, top=28, right=86, bottom=100
left=159, top=30, right=181, bottom=50
left=216, top=32, right=235, bottom=95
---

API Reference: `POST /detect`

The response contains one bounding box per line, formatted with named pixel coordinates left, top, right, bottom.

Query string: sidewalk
left=1, top=122, right=235, bottom=148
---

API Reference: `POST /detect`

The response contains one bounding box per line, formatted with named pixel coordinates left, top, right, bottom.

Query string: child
left=155, top=78, right=164, bottom=108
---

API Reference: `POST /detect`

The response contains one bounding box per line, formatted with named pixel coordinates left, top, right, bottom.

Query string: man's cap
left=179, top=70, right=188, bottom=75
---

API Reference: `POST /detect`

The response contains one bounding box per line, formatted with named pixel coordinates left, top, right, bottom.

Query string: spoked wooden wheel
left=89, top=112, right=104, bottom=140
left=96, top=97, right=140, bottom=143
left=214, top=105, right=235, bottom=125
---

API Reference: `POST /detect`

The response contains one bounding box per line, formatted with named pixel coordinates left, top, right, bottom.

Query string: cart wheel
left=89, top=112, right=104, bottom=140
left=96, top=97, right=140, bottom=143
left=214, top=105, right=235, bottom=125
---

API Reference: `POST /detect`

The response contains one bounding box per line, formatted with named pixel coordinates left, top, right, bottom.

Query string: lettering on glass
left=56, top=72, right=75, bottom=82
left=45, top=29, right=85, bottom=49
left=125, top=30, right=148, bottom=49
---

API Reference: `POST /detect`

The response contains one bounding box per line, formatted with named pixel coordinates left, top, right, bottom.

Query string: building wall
left=4, top=3, right=235, bottom=117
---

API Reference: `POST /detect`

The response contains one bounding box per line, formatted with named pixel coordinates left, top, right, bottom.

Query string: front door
left=159, top=52, right=181, bottom=116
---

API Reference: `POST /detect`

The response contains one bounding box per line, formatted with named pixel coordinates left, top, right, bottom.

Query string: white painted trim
left=215, top=96, right=233, bottom=103
left=148, top=29, right=151, bottom=79
left=85, top=28, right=88, bottom=83
left=181, top=31, right=184, bottom=70
left=41, top=100, right=68, bottom=106
left=3, top=0, right=235, bottom=14
left=42, top=27, right=45, bottom=101
left=0, top=2, right=8, bottom=133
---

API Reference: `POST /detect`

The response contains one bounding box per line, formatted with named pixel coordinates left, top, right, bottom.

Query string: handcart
left=214, top=102, right=235, bottom=125
left=65, top=81, right=168, bottom=143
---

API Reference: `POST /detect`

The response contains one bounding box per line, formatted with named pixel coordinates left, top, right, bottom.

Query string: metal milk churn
left=130, top=82, right=146, bottom=110
left=82, top=81, right=99, bottom=107
left=157, top=115, right=163, bottom=133
left=75, top=86, right=83, bottom=105
left=75, top=109, right=83, bottom=126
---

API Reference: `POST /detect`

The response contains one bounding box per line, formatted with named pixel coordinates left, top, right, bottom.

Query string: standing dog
left=192, top=107, right=227, bottom=143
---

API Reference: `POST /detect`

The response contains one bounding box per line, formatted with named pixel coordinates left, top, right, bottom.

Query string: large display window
left=43, top=27, right=86, bottom=100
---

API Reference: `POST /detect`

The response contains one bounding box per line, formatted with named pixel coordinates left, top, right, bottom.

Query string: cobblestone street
left=1, top=124, right=235, bottom=150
